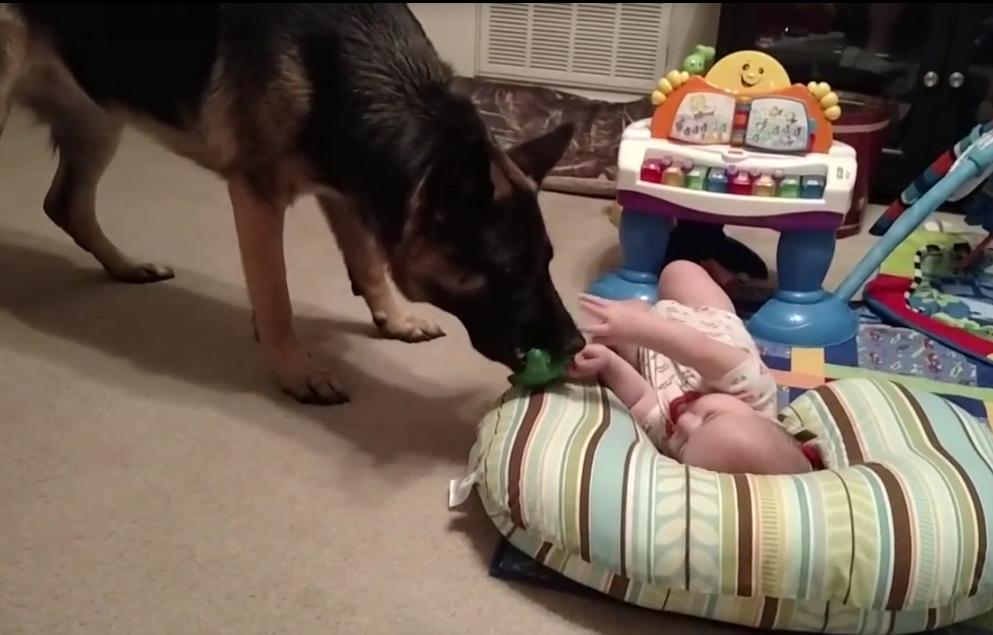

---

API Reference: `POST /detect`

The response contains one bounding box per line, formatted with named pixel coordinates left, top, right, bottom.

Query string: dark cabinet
left=716, top=3, right=993, bottom=205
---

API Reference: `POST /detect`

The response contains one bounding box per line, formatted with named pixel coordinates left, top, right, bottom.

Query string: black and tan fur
left=0, top=4, right=584, bottom=404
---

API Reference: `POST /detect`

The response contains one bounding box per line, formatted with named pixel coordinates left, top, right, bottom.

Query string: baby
left=571, top=260, right=820, bottom=474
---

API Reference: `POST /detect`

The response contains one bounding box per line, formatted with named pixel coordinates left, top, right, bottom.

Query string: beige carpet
left=0, top=108, right=897, bottom=634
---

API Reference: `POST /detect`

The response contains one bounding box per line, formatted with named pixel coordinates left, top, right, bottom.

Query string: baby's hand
left=568, top=343, right=612, bottom=378
left=579, top=294, right=646, bottom=345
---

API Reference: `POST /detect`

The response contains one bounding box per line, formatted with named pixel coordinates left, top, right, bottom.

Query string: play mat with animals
left=863, top=222, right=993, bottom=363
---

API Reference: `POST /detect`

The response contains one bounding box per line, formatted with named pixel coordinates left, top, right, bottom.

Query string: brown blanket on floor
left=454, top=76, right=652, bottom=198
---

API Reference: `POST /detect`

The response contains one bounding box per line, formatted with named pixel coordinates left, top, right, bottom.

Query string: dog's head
left=393, top=122, right=584, bottom=370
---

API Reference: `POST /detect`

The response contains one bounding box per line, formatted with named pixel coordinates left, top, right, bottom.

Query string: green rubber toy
left=508, top=348, right=569, bottom=388
left=682, top=44, right=716, bottom=75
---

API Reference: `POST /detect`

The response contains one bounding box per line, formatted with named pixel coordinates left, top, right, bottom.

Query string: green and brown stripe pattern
left=469, top=378, right=993, bottom=634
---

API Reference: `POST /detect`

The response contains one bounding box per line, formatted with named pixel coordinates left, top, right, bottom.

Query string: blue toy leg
left=747, top=229, right=859, bottom=347
left=749, top=132, right=993, bottom=347
left=588, top=208, right=672, bottom=302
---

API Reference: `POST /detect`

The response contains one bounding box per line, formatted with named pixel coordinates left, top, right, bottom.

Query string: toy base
left=747, top=291, right=858, bottom=347
left=588, top=269, right=659, bottom=303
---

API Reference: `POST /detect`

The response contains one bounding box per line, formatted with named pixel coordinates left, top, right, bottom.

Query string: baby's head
left=668, top=393, right=814, bottom=474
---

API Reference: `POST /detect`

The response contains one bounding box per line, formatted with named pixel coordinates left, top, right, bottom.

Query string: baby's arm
left=601, top=351, right=657, bottom=421
left=630, top=313, right=776, bottom=415
left=579, top=294, right=748, bottom=382
left=629, top=316, right=748, bottom=382
left=580, top=294, right=774, bottom=414
left=571, top=345, right=657, bottom=421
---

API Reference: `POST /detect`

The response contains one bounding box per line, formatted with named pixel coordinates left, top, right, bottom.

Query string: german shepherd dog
left=0, top=4, right=585, bottom=404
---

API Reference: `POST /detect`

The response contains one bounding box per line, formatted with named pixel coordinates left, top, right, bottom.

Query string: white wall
left=408, top=3, right=479, bottom=77
left=408, top=3, right=723, bottom=101
left=666, top=3, right=722, bottom=76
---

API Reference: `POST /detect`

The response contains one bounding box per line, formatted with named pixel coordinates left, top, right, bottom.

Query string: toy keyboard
left=617, top=119, right=857, bottom=220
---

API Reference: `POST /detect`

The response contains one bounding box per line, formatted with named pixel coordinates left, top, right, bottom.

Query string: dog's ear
left=507, top=123, right=575, bottom=184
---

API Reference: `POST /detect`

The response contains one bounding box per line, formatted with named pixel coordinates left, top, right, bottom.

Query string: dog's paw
left=279, top=366, right=350, bottom=405
left=375, top=313, right=445, bottom=343
left=110, top=262, right=175, bottom=284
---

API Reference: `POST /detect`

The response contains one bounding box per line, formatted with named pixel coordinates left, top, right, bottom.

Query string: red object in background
left=833, top=93, right=894, bottom=238
left=640, top=160, right=663, bottom=183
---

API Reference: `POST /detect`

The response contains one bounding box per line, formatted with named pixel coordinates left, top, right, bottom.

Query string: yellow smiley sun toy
left=705, top=50, right=791, bottom=94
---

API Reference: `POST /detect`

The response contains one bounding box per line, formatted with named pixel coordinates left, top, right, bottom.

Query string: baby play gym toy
left=859, top=122, right=993, bottom=364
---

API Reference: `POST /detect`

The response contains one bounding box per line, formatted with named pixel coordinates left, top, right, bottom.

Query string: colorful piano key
left=705, top=168, right=728, bottom=193
left=778, top=175, right=800, bottom=198
left=729, top=170, right=752, bottom=195
left=640, top=160, right=663, bottom=183
left=800, top=175, right=826, bottom=198
left=685, top=166, right=706, bottom=190
left=752, top=173, right=777, bottom=197
left=663, top=165, right=685, bottom=187
left=642, top=156, right=825, bottom=199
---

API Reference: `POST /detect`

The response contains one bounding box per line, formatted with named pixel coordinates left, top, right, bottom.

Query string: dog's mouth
left=493, top=347, right=526, bottom=372
left=472, top=324, right=584, bottom=373
left=512, top=347, right=527, bottom=370
left=496, top=346, right=537, bottom=372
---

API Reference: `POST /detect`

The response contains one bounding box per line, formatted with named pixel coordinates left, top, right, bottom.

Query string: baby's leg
left=659, top=260, right=735, bottom=312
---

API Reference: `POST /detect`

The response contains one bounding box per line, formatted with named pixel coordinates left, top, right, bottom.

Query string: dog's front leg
left=320, top=196, right=444, bottom=343
left=229, top=176, right=348, bottom=405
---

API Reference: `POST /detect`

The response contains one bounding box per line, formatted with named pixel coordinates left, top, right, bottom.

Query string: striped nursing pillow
left=465, top=377, right=993, bottom=633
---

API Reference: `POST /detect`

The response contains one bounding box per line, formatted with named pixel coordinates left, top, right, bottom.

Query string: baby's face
left=667, top=393, right=752, bottom=457
left=668, top=394, right=811, bottom=474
